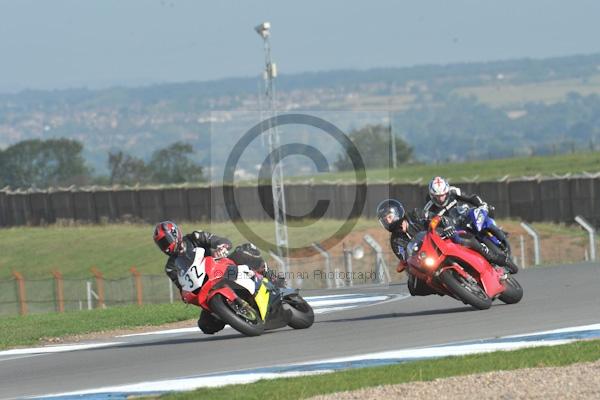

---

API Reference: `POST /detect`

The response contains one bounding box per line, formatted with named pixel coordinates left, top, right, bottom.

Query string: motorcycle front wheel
left=498, top=276, right=523, bottom=304
left=209, top=294, right=265, bottom=337
left=283, top=294, right=314, bottom=329
left=440, top=269, right=492, bottom=310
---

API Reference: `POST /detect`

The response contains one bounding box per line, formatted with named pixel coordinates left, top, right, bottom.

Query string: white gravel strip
left=308, top=359, right=600, bottom=400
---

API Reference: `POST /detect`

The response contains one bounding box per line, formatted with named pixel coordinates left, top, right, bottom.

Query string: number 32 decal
left=184, top=265, right=204, bottom=288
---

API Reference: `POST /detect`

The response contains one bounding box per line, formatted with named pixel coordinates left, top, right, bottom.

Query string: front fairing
left=407, top=231, right=426, bottom=258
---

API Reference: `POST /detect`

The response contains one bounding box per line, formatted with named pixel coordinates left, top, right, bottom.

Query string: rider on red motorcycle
left=154, top=221, right=234, bottom=334
left=377, top=199, right=437, bottom=296
left=423, top=177, right=518, bottom=274
left=153, top=221, right=233, bottom=290
left=153, top=221, right=279, bottom=334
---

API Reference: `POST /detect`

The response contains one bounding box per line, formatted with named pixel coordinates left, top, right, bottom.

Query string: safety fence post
left=311, top=243, right=333, bottom=289
left=12, top=271, right=28, bottom=315
left=342, top=243, right=354, bottom=287
left=168, top=278, right=174, bottom=303
left=574, top=215, right=596, bottom=262
left=52, top=270, right=64, bottom=313
left=363, top=234, right=391, bottom=284
left=519, top=234, right=526, bottom=268
left=130, top=266, right=143, bottom=306
left=90, top=267, right=105, bottom=308
left=520, top=222, right=541, bottom=266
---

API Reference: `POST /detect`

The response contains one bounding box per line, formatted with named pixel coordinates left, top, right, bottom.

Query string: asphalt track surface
left=2, top=262, right=599, bottom=399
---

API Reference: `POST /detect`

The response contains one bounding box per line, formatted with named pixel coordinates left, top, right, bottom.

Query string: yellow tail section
left=254, top=279, right=271, bottom=320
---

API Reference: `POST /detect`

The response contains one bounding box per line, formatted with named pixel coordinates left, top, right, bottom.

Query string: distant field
left=324, top=74, right=600, bottom=111
left=286, top=151, right=600, bottom=184
left=454, top=74, right=600, bottom=107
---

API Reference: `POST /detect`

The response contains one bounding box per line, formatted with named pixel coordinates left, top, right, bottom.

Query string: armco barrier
left=1, top=177, right=600, bottom=227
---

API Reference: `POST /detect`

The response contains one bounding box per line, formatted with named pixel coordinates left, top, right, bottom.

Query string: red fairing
left=405, top=220, right=506, bottom=300
left=430, top=233, right=505, bottom=297
left=192, top=256, right=239, bottom=310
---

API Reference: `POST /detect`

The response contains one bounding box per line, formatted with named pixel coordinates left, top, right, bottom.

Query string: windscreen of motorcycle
left=176, top=247, right=207, bottom=292
left=447, top=204, right=469, bottom=227
left=407, top=231, right=426, bottom=258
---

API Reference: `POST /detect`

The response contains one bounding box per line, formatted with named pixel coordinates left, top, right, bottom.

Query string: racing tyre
left=498, top=276, right=523, bottom=304
left=209, top=294, right=265, bottom=337
left=440, top=269, right=492, bottom=310
left=284, top=294, right=314, bottom=329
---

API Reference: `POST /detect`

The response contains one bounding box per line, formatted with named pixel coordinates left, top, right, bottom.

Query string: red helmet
left=153, top=221, right=183, bottom=256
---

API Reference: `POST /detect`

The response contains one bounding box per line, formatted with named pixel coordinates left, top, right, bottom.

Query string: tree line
left=0, top=140, right=206, bottom=189
left=0, top=126, right=413, bottom=189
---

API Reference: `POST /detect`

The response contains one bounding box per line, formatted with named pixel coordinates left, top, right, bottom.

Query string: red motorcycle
left=176, top=246, right=314, bottom=336
left=403, top=216, right=523, bottom=309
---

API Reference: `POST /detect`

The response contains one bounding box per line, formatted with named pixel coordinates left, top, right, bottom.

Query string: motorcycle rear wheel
left=209, top=294, right=265, bottom=337
left=440, top=269, right=492, bottom=310
left=283, top=294, right=314, bottom=329
left=498, top=276, right=523, bottom=304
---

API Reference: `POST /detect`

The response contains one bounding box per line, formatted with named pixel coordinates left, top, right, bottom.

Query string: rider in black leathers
left=377, top=199, right=438, bottom=296
left=153, top=222, right=282, bottom=334
left=153, top=221, right=233, bottom=334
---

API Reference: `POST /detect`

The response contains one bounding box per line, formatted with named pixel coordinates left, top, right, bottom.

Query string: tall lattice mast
left=255, top=22, right=289, bottom=266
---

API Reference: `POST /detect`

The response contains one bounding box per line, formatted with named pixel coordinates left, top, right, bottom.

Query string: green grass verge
left=159, top=339, right=600, bottom=400
left=0, top=303, right=198, bottom=349
left=286, top=151, right=600, bottom=184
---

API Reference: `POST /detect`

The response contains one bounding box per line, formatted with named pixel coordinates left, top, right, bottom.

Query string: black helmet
left=376, top=199, right=405, bottom=232
left=229, top=242, right=266, bottom=272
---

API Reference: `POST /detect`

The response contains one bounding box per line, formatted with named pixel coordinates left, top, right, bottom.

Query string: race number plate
left=178, top=248, right=207, bottom=292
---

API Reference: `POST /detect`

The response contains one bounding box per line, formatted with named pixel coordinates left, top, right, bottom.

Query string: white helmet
left=428, top=176, right=450, bottom=207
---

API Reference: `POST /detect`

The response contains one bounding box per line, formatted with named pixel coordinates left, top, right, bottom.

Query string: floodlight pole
left=388, top=100, right=397, bottom=169
left=255, top=22, right=289, bottom=267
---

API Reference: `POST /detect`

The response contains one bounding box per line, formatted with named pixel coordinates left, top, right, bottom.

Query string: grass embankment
left=0, top=302, right=198, bottom=349
left=286, top=151, right=600, bottom=183
left=0, top=219, right=375, bottom=279
left=0, top=218, right=592, bottom=280
left=160, top=340, right=600, bottom=400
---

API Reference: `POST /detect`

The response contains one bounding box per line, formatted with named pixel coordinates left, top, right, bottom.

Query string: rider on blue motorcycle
left=423, top=177, right=518, bottom=274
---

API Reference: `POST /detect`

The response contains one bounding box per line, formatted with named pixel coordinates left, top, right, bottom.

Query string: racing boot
left=197, top=311, right=226, bottom=334
left=502, top=254, right=519, bottom=274
left=482, top=246, right=519, bottom=275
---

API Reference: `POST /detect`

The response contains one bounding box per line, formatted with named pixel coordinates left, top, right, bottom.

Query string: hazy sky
left=1, top=0, right=599, bottom=92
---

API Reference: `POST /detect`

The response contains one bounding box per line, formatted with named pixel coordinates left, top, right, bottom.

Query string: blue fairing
left=466, top=207, right=501, bottom=246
